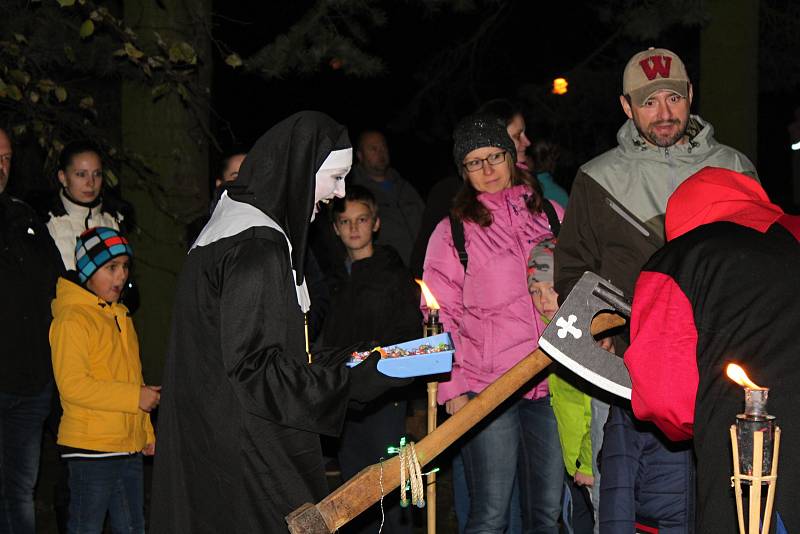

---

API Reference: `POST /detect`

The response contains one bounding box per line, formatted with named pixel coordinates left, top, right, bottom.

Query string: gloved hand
left=348, top=352, right=413, bottom=405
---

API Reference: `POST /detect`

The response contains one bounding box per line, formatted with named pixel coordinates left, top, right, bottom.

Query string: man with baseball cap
left=554, top=48, right=758, bottom=532
left=621, top=47, right=693, bottom=148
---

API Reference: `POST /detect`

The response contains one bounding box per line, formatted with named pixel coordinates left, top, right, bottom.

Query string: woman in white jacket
left=45, top=141, right=126, bottom=270
left=43, top=141, right=138, bottom=313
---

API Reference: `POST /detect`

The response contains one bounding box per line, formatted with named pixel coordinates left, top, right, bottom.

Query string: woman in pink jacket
left=423, top=113, right=564, bottom=533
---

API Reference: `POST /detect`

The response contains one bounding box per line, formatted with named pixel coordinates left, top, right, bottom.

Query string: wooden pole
left=749, top=431, right=763, bottom=533
left=426, top=381, right=438, bottom=534
left=730, top=425, right=781, bottom=534
left=286, top=313, right=625, bottom=533
left=422, top=313, right=443, bottom=534
left=762, top=427, right=781, bottom=534
left=731, top=426, right=746, bottom=534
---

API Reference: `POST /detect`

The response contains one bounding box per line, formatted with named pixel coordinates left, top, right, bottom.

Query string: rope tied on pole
left=386, top=437, right=439, bottom=512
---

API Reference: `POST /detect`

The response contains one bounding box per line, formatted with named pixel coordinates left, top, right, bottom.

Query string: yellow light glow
left=552, top=77, right=568, bottom=95
left=726, top=363, right=763, bottom=390
left=415, top=279, right=440, bottom=310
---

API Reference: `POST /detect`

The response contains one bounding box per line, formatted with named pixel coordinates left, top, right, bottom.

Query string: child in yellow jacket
left=51, top=227, right=158, bottom=533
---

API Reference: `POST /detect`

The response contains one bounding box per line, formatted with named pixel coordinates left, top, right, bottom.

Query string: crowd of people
left=0, top=45, right=797, bottom=534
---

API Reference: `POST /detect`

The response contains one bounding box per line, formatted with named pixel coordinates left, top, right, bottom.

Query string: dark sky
left=210, top=2, right=621, bottom=193
left=210, top=1, right=797, bottom=207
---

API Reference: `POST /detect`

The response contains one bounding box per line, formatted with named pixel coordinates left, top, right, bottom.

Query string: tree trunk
left=121, top=0, right=211, bottom=383
left=699, top=0, right=759, bottom=164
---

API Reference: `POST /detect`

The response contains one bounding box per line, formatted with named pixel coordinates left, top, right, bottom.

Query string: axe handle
left=588, top=312, right=626, bottom=336
left=286, top=312, right=624, bottom=533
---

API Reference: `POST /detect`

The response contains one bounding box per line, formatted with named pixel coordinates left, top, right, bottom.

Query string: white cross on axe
left=556, top=314, right=582, bottom=339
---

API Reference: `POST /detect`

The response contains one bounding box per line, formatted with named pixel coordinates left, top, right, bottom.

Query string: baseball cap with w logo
left=623, top=47, right=690, bottom=107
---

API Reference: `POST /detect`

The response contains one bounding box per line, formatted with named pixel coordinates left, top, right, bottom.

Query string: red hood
left=665, top=167, right=783, bottom=241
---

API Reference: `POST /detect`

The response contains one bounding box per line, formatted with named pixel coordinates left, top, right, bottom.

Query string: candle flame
left=726, top=363, right=763, bottom=390
left=415, top=279, right=440, bottom=310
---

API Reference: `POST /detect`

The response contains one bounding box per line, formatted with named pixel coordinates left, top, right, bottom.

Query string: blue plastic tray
left=346, top=332, right=454, bottom=378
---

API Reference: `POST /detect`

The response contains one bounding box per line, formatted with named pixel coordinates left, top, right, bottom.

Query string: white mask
left=311, top=148, right=352, bottom=222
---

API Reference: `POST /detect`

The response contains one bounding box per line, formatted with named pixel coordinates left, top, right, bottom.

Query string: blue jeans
left=0, top=383, right=53, bottom=534
left=67, top=455, right=144, bottom=534
left=460, top=395, right=562, bottom=534
left=562, top=473, right=594, bottom=534
left=453, top=453, right=523, bottom=534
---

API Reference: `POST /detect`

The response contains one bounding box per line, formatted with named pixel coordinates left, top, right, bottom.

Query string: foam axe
left=538, top=271, right=633, bottom=399
left=286, top=286, right=626, bottom=533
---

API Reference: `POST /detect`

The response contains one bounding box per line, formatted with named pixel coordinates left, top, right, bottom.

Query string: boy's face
left=333, top=200, right=379, bottom=254
left=86, top=255, right=130, bottom=303
left=529, top=280, right=558, bottom=320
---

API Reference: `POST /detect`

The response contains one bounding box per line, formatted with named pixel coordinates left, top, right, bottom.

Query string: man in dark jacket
left=554, top=48, right=757, bottom=533
left=349, top=131, right=424, bottom=267
left=322, top=185, right=421, bottom=534
left=0, top=127, right=63, bottom=533
left=625, top=167, right=799, bottom=534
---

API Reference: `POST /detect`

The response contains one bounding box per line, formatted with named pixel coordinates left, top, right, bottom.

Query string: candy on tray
left=346, top=332, right=454, bottom=378
left=349, top=342, right=453, bottom=362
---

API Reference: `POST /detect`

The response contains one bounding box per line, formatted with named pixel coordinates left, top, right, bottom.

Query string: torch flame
left=415, top=279, right=440, bottom=310
left=552, top=77, right=568, bottom=95
left=726, top=363, right=763, bottom=390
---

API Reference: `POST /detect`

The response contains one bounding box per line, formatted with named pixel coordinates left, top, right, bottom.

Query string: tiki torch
left=417, top=279, right=442, bottom=534
left=726, top=363, right=781, bottom=534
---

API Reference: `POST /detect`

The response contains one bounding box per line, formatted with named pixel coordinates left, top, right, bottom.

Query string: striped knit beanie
left=75, top=227, right=133, bottom=283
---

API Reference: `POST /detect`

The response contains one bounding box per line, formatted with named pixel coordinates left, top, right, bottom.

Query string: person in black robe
left=150, top=111, right=409, bottom=533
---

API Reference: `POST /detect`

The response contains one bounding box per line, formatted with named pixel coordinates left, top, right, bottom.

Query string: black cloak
left=150, top=111, right=354, bottom=533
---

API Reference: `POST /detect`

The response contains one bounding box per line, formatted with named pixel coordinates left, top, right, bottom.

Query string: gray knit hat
left=452, top=113, right=516, bottom=169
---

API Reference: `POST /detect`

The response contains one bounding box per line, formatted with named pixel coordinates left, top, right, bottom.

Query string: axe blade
left=539, top=271, right=632, bottom=399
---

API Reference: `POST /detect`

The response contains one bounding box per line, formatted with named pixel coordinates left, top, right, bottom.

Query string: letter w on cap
left=639, top=55, right=672, bottom=80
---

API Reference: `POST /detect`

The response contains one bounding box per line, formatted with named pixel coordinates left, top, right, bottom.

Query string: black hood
left=228, top=111, right=350, bottom=285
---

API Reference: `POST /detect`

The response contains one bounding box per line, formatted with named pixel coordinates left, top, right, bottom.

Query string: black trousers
left=337, top=399, right=412, bottom=534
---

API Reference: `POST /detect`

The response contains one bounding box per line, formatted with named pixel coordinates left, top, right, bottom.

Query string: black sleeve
left=304, top=249, right=330, bottom=343
left=218, top=238, right=350, bottom=436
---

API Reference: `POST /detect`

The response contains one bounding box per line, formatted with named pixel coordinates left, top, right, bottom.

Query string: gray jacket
left=556, top=114, right=757, bottom=302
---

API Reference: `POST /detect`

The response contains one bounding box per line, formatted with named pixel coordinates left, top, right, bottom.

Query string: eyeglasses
left=462, top=151, right=507, bottom=172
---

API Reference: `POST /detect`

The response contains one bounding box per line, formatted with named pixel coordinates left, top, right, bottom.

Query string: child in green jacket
left=528, top=238, right=594, bottom=534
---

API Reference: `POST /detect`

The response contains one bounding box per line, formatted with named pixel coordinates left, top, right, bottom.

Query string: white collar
left=192, top=191, right=310, bottom=312
left=60, top=189, right=96, bottom=216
